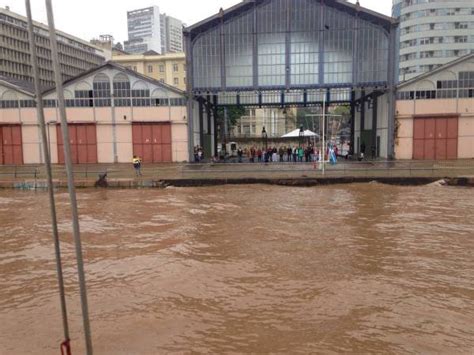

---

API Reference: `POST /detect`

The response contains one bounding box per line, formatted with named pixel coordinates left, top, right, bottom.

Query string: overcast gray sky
left=5, top=0, right=393, bottom=44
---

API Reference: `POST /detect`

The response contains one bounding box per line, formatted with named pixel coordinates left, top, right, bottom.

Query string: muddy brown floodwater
left=1, top=184, right=474, bottom=354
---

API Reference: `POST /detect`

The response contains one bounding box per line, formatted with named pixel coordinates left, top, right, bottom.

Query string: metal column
left=318, top=0, right=325, bottom=85
left=213, top=95, right=219, bottom=157
left=285, top=0, right=291, bottom=90
left=371, top=93, right=378, bottom=158
left=198, top=98, right=204, bottom=147
left=219, top=8, right=226, bottom=90
left=387, top=24, right=398, bottom=159
left=360, top=89, right=365, bottom=132
left=184, top=32, right=194, bottom=162
left=350, top=89, right=356, bottom=155
left=252, top=0, right=258, bottom=88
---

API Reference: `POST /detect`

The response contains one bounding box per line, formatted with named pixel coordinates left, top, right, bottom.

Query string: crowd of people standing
left=242, top=145, right=337, bottom=163
left=196, top=144, right=340, bottom=164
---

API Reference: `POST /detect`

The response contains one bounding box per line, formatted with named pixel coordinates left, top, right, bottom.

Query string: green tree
left=216, top=105, right=246, bottom=127
left=332, top=105, right=350, bottom=118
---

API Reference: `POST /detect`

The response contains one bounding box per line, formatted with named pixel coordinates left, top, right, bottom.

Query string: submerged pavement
left=0, top=160, right=473, bottom=189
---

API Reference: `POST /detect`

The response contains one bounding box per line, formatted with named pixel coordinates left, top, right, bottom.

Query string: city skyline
left=4, top=0, right=393, bottom=47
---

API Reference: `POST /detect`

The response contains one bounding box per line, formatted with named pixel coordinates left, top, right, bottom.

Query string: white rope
left=45, top=0, right=93, bottom=353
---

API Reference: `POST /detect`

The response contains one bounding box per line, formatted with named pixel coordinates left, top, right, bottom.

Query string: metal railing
left=1, top=160, right=473, bottom=182
left=0, top=165, right=40, bottom=179
left=181, top=159, right=474, bottom=178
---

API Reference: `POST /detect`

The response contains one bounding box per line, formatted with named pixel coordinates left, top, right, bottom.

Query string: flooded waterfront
left=1, top=184, right=474, bottom=354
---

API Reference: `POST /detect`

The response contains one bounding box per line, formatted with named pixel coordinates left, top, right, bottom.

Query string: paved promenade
left=0, top=160, right=473, bottom=188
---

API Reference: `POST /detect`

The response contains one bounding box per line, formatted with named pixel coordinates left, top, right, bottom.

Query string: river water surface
left=1, top=184, right=474, bottom=354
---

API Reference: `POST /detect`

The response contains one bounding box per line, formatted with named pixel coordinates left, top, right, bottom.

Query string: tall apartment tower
left=0, top=6, right=106, bottom=88
left=392, top=0, right=402, bottom=83
left=395, top=0, right=474, bottom=81
left=125, top=6, right=162, bottom=54
left=160, top=14, right=184, bottom=53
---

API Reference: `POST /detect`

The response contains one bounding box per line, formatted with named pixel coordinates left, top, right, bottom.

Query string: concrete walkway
left=0, top=160, right=473, bottom=189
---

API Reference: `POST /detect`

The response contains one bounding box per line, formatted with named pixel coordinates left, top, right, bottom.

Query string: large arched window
left=64, top=89, right=75, bottom=107
left=113, top=73, right=131, bottom=106
left=93, top=73, right=111, bottom=107
left=74, top=81, right=93, bottom=107
left=131, top=80, right=150, bottom=107
left=1, top=91, right=19, bottom=108
left=151, top=88, right=169, bottom=106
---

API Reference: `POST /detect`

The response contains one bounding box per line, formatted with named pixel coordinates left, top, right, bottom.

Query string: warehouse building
left=0, top=62, right=188, bottom=165
left=184, top=0, right=398, bottom=160
left=395, top=53, right=474, bottom=159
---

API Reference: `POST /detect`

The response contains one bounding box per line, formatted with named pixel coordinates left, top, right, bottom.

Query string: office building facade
left=0, top=6, right=106, bottom=88
left=125, top=6, right=162, bottom=54
left=160, top=14, right=184, bottom=53
left=125, top=6, right=184, bottom=55
left=396, top=0, right=474, bottom=81
left=112, top=52, right=186, bottom=91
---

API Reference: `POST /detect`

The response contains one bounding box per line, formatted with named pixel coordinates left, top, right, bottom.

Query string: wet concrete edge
left=1, top=176, right=473, bottom=190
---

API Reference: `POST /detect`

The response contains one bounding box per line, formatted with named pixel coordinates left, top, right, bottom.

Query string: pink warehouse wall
left=0, top=105, right=189, bottom=164
left=396, top=98, right=474, bottom=159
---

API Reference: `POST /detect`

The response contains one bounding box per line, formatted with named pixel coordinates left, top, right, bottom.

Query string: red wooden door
left=435, top=118, right=447, bottom=160
left=2, top=126, right=13, bottom=164
left=0, top=125, right=23, bottom=165
left=57, top=124, right=97, bottom=164
left=446, top=118, right=458, bottom=160
left=152, top=125, right=163, bottom=162
left=161, top=124, right=172, bottom=162
left=57, top=125, right=65, bottom=164
left=77, top=125, right=88, bottom=164
left=86, top=125, right=97, bottom=163
left=413, top=117, right=458, bottom=160
left=132, top=123, right=172, bottom=163
left=423, top=118, right=435, bottom=160
left=142, top=124, right=153, bottom=163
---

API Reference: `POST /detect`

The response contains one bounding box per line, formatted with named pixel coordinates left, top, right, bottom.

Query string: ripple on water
left=1, top=185, right=474, bottom=354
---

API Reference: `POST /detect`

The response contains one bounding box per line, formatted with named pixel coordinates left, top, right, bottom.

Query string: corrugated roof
left=0, top=75, right=37, bottom=96
left=42, top=61, right=186, bottom=96
left=398, top=53, right=474, bottom=89
left=184, top=0, right=396, bottom=37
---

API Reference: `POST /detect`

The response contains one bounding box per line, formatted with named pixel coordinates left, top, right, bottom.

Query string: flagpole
left=25, top=2, right=71, bottom=353
left=45, top=1, right=93, bottom=353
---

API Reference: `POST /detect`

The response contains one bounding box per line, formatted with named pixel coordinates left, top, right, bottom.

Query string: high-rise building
left=392, top=0, right=402, bottom=83
left=124, top=6, right=183, bottom=55
left=160, top=14, right=184, bottom=53
left=0, top=6, right=107, bottom=88
left=125, top=6, right=162, bottom=54
left=395, top=0, right=474, bottom=81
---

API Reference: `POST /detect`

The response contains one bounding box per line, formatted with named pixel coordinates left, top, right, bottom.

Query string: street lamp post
left=299, top=125, right=304, bottom=148
left=262, top=126, right=268, bottom=151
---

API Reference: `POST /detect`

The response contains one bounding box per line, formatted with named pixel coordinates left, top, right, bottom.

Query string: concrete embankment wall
left=1, top=176, right=473, bottom=190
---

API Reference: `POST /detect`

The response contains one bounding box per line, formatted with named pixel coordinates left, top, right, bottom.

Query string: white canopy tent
left=281, top=129, right=319, bottom=138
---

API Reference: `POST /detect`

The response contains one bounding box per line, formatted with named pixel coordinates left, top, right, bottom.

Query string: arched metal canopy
left=184, top=0, right=398, bottom=107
